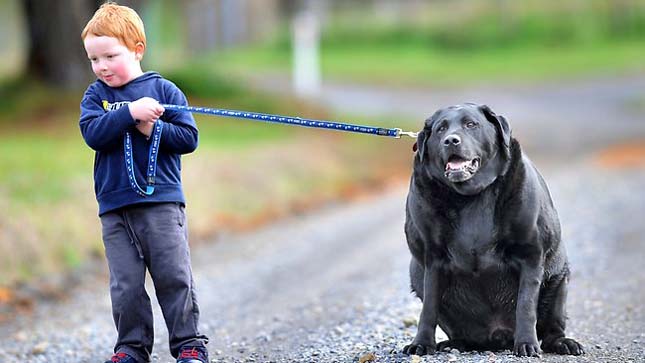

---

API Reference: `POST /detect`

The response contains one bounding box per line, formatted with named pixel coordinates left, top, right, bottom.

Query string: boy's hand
left=135, top=120, right=155, bottom=138
left=128, top=97, right=164, bottom=124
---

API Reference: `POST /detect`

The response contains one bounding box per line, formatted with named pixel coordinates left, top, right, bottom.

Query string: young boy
left=79, top=3, right=209, bottom=363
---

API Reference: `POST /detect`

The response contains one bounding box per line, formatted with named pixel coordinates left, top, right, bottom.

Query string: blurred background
left=0, top=0, right=644, bottom=296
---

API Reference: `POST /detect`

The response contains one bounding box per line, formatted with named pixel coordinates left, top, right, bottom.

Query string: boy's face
left=83, top=34, right=144, bottom=87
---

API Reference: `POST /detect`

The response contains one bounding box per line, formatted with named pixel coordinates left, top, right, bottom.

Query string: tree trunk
left=22, top=0, right=105, bottom=90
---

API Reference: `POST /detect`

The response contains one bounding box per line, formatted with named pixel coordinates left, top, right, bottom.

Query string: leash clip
left=394, top=128, right=419, bottom=139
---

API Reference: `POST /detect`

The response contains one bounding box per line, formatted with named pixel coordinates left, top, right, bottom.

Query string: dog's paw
left=436, top=339, right=468, bottom=352
left=402, top=343, right=436, bottom=356
left=513, top=341, right=541, bottom=357
left=542, top=337, right=585, bottom=355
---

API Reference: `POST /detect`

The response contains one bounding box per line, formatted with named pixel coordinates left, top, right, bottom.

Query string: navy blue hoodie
left=79, top=72, right=198, bottom=215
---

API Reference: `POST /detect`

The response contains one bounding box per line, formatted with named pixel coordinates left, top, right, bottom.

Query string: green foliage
left=0, top=127, right=91, bottom=205
left=213, top=38, right=645, bottom=88
left=209, top=1, right=645, bottom=88
left=0, top=76, right=24, bottom=113
left=0, top=76, right=80, bottom=121
left=61, top=244, right=82, bottom=269
left=165, top=64, right=244, bottom=100
left=321, top=2, right=645, bottom=51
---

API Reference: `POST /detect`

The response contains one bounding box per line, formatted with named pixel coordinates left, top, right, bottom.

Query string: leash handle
left=161, top=104, right=418, bottom=138
left=124, top=120, right=163, bottom=197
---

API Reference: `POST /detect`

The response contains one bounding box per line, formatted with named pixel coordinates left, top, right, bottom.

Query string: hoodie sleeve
left=159, top=81, right=199, bottom=154
left=79, top=84, right=137, bottom=151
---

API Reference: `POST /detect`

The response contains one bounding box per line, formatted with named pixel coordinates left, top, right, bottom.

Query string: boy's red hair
left=81, top=2, right=146, bottom=53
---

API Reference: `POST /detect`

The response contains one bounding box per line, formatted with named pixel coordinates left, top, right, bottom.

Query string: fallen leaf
left=0, top=287, right=12, bottom=303
left=359, top=352, right=376, bottom=363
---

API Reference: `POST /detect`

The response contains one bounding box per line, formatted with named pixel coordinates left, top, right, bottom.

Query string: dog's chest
left=445, top=199, right=500, bottom=273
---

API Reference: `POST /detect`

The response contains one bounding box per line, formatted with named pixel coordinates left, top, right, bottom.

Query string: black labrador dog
left=404, top=103, right=583, bottom=357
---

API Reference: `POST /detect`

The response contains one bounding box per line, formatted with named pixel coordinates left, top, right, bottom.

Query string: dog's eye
left=437, top=124, right=448, bottom=133
left=465, top=121, right=477, bottom=129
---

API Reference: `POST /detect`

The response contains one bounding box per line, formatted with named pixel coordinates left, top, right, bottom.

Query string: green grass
left=197, top=116, right=295, bottom=149
left=213, top=40, right=645, bottom=87
left=327, top=41, right=645, bottom=85
left=210, top=1, right=645, bottom=86
left=0, top=126, right=92, bottom=205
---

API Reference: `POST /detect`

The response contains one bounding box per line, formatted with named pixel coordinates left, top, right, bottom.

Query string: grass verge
left=212, top=40, right=645, bottom=87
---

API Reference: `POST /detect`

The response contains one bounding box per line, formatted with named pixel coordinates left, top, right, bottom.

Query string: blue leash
left=161, top=104, right=419, bottom=139
left=126, top=104, right=417, bottom=197
left=124, top=120, right=163, bottom=197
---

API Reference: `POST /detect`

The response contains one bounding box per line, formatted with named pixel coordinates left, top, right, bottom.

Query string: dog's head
left=414, top=103, right=512, bottom=195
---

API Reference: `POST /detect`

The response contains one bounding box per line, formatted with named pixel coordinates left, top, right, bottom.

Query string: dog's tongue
left=446, top=159, right=468, bottom=171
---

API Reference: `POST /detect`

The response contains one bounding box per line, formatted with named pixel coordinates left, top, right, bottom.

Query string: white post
left=292, top=6, right=321, bottom=97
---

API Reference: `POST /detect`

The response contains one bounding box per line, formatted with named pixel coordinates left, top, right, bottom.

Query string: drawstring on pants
left=122, top=210, right=145, bottom=259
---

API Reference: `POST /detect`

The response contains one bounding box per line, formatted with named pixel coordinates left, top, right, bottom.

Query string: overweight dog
left=403, top=103, right=583, bottom=357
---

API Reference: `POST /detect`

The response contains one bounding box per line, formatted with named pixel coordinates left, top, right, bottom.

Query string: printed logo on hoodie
left=102, top=100, right=130, bottom=111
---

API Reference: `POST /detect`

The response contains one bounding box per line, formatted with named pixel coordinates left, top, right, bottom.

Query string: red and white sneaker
left=177, top=345, right=208, bottom=363
left=104, top=352, right=138, bottom=363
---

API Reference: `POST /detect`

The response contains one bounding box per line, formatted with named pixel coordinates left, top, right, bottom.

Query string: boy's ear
left=135, top=42, right=145, bottom=60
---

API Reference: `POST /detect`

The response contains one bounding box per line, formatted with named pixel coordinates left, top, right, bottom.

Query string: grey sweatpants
left=100, top=202, right=208, bottom=363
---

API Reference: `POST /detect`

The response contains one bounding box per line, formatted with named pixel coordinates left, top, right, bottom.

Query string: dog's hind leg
left=537, top=272, right=585, bottom=355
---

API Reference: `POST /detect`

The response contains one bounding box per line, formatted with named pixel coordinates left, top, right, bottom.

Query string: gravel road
left=0, top=75, right=644, bottom=362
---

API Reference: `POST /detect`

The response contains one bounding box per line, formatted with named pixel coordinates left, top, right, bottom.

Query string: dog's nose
left=443, top=134, right=461, bottom=147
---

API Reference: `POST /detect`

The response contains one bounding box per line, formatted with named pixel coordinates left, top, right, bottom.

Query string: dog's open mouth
left=444, top=155, right=480, bottom=182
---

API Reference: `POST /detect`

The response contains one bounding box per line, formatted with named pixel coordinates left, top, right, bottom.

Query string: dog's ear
left=480, top=104, right=511, bottom=152
left=415, top=129, right=429, bottom=162
left=415, top=113, right=439, bottom=161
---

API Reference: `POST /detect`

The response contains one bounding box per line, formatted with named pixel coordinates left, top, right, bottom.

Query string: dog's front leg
left=514, top=255, right=544, bottom=357
left=404, top=259, right=442, bottom=356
